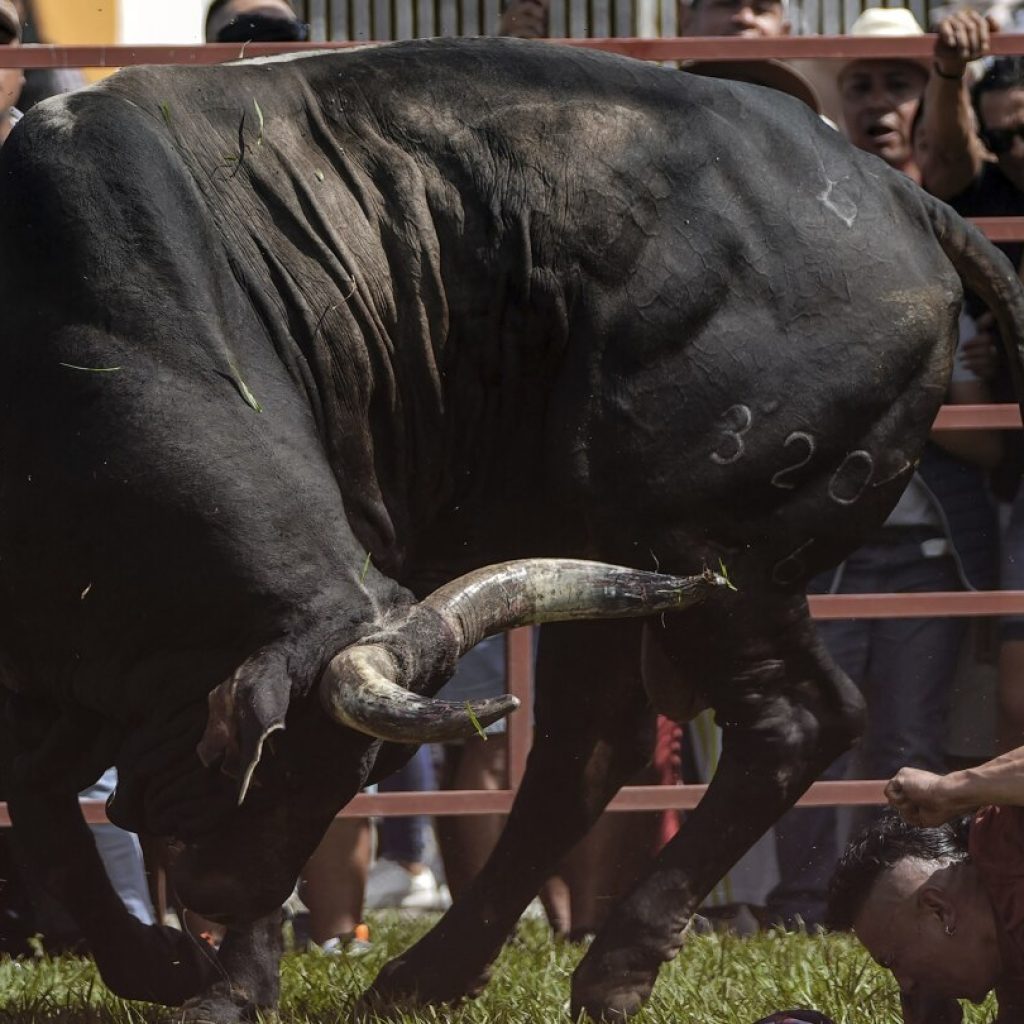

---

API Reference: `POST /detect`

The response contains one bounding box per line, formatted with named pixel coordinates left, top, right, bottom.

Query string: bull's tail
left=924, top=190, right=1024, bottom=410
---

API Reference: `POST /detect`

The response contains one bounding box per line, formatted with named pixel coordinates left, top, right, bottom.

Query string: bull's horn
left=320, top=559, right=728, bottom=742
left=320, top=645, right=521, bottom=743
left=422, top=559, right=728, bottom=652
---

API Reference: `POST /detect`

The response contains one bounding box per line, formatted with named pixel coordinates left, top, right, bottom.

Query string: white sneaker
left=365, top=859, right=449, bottom=910
left=318, top=928, right=372, bottom=956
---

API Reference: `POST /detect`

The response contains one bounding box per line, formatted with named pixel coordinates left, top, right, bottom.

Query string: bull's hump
left=27, top=91, right=79, bottom=136
left=104, top=36, right=769, bottom=128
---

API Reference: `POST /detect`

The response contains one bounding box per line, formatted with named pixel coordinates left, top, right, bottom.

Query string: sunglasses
left=980, top=124, right=1024, bottom=156
left=216, top=13, right=311, bottom=43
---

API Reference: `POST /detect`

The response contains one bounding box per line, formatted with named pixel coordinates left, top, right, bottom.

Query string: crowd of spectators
left=5, top=0, right=1024, bottom=1000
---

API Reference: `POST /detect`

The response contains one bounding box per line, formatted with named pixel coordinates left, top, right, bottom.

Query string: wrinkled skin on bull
left=1, top=36, right=1022, bottom=1022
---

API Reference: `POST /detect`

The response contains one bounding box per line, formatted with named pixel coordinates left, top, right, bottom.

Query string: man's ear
left=919, top=884, right=956, bottom=931
left=196, top=646, right=292, bottom=806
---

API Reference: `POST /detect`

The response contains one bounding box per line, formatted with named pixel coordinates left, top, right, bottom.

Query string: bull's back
left=87, top=42, right=955, bottom=394
left=1, top=42, right=966, bottom=602
left=94, top=39, right=937, bottom=296
left=108, top=39, right=959, bottom=575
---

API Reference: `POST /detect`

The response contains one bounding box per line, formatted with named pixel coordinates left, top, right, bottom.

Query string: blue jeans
left=81, top=768, right=154, bottom=925
left=377, top=745, right=436, bottom=864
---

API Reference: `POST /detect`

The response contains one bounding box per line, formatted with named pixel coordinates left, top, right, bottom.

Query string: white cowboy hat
left=840, top=7, right=930, bottom=78
left=846, top=6, right=925, bottom=37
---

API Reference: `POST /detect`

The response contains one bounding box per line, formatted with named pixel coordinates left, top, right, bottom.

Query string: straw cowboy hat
left=793, top=6, right=930, bottom=127
left=683, top=58, right=823, bottom=114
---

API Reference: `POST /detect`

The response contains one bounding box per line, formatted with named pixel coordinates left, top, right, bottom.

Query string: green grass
left=0, top=915, right=999, bottom=1023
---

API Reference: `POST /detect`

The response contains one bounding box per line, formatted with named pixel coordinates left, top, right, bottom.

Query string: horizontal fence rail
left=2, top=32, right=1024, bottom=67
left=44, top=779, right=889, bottom=828
left=0, top=34, right=1022, bottom=833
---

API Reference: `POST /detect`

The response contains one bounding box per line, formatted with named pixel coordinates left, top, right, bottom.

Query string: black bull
left=0, top=35, right=1021, bottom=1021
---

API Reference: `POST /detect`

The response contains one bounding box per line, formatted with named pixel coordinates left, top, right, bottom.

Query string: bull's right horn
left=320, top=645, right=520, bottom=744
left=420, top=559, right=729, bottom=654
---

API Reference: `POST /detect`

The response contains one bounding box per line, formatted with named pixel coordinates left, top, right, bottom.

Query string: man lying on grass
left=828, top=750, right=1024, bottom=1024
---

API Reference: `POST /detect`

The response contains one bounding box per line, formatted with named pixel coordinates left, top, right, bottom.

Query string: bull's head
left=162, top=558, right=726, bottom=924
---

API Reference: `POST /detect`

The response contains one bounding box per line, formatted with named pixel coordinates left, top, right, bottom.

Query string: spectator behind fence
left=205, top=0, right=310, bottom=43
left=0, top=0, right=22, bottom=144
left=497, top=0, right=788, bottom=45
left=767, top=8, right=1004, bottom=931
left=676, top=0, right=788, bottom=38
left=364, top=744, right=449, bottom=912
left=827, top=743, right=1024, bottom=1023
left=12, top=1, right=85, bottom=114
left=296, top=816, right=372, bottom=954
left=833, top=7, right=930, bottom=179
left=434, top=636, right=512, bottom=904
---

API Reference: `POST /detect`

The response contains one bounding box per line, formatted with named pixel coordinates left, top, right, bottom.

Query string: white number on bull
left=770, top=431, right=816, bottom=490
left=710, top=404, right=753, bottom=465
left=828, top=450, right=874, bottom=505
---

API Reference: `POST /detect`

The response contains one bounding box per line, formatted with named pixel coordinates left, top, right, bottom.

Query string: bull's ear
left=196, top=647, right=291, bottom=806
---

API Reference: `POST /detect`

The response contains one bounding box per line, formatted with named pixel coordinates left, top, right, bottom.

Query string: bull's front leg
left=178, top=910, right=283, bottom=1022
left=6, top=783, right=222, bottom=1006
left=571, top=593, right=865, bottom=1020
left=365, top=618, right=653, bottom=1008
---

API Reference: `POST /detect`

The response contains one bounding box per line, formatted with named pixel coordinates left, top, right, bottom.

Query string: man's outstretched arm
left=888, top=744, right=1024, bottom=826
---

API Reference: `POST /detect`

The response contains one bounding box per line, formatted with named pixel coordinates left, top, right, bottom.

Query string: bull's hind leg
left=571, top=590, right=865, bottom=1020
left=365, top=618, right=654, bottom=1007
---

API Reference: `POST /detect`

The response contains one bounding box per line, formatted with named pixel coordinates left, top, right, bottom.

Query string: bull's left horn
left=320, top=559, right=729, bottom=742
left=320, top=645, right=521, bottom=743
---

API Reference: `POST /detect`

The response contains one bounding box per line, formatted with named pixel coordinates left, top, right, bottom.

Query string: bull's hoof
left=362, top=952, right=492, bottom=1009
left=570, top=957, right=656, bottom=1021
left=178, top=986, right=264, bottom=1024
left=569, top=989, right=647, bottom=1022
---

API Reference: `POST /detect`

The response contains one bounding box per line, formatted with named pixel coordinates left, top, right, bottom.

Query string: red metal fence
left=1, top=34, right=1023, bottom=826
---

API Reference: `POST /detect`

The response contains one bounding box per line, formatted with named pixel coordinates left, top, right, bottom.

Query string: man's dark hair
left=826, top=810, right=970, bottom=932
left=205, top=1, right=301, bottom=41
left=972, top=57, right=1024, bottom=128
